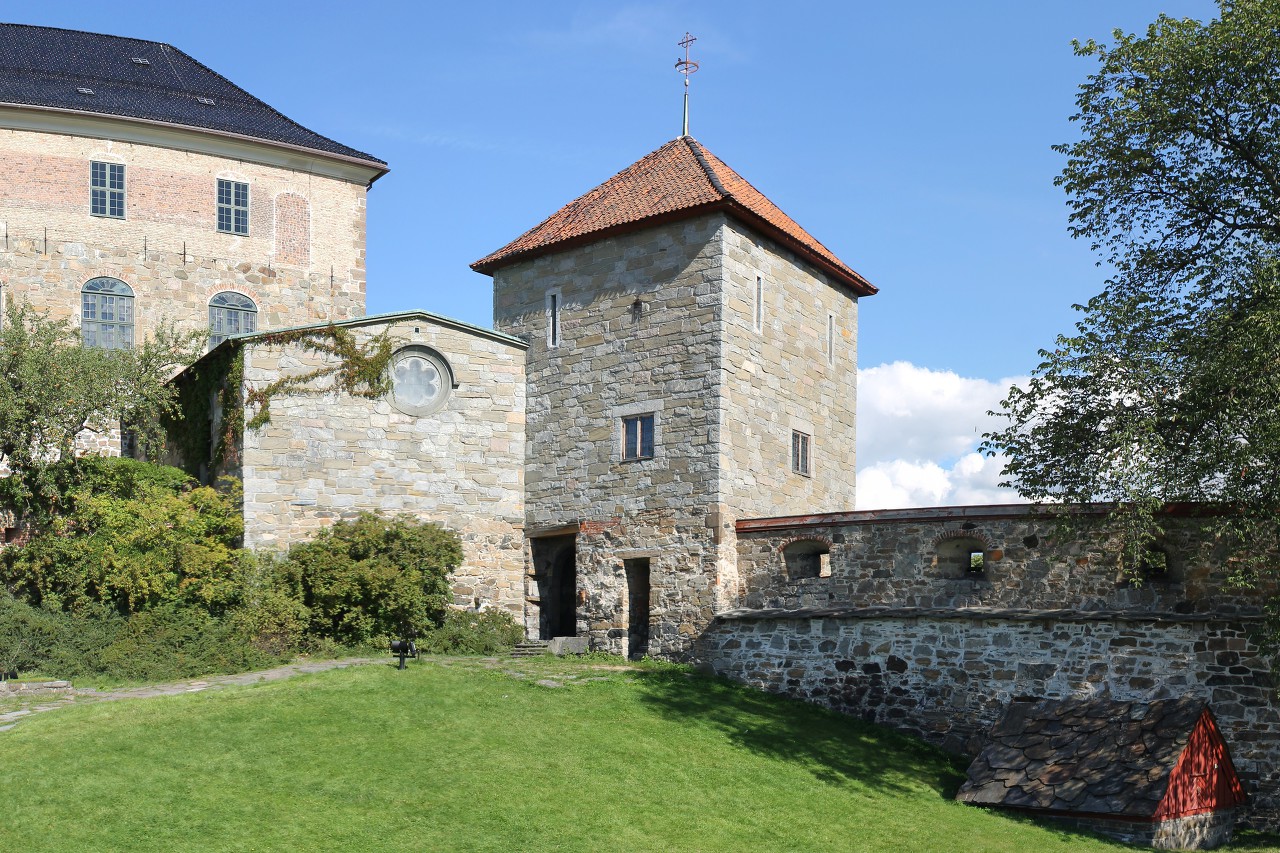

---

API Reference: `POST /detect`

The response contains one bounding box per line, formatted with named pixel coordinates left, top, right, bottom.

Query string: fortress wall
left=699, top=609, right=1279, bottom=828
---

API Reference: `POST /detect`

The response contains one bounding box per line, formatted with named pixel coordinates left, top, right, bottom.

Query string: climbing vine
left=167, top=325, right=397, bottom=478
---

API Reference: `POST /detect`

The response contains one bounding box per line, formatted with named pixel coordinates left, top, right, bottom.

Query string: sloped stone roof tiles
left=471, top=136, right=876, bottom=296
left=957, top=696, right=1207, bottom=817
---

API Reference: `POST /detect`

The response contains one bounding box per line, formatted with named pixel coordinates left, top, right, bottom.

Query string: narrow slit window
left=217, top=179, right=250, bottom=235
left=754, top=276, right=764, bottom=332
left=547, top=291, right=561, bottom=347
left=623, top=414, right=655, bottom=460
left=791, top=430, right=811, bottom=476
left=90, top=162, right=125, bottom=218
left=827, top=313, right=835, bottom=365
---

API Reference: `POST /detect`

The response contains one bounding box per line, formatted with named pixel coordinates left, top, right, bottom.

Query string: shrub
left=419, top=608, right=525, bottom=656
left=285, top=513, right=460, bottom=645
left=96, top=605, right=281, bottom=682
left=1, top=460, right=248, bottom=615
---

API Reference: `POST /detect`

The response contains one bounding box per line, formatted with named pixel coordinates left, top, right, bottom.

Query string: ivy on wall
left=166, top=325, right=397, bottom=479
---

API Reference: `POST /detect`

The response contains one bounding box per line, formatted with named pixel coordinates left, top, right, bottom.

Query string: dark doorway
left=531, top=534, right=577, bottom=639
left=625, top=557, right=651, bottom=659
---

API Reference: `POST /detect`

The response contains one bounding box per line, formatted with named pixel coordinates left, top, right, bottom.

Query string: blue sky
left=11, top=1, right=1221, bottom=505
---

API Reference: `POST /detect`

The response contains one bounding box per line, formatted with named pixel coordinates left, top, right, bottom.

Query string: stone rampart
left=699, top=607, right=1278, bottom=828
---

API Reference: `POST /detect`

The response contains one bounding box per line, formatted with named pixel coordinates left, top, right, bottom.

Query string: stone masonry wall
left=491, top=215, right=735, bottom=657
left=704, top=504, right=1278, bottom=827
left=734, top=505, right=1263, bottom=615
left=0, top=126, right=368, bottom=343
left=236, top=315, right=526, bottom=613
left=719, top=221, right=860, bottom=520
left=699, top=610, right=1279, bottom=828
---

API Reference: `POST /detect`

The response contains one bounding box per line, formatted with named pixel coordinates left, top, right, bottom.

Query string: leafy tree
left=0, top=302, right=205, bottom=520
left=283, top=513, right=460, bottom=645
left=983, top=1, right=1280, bottom=609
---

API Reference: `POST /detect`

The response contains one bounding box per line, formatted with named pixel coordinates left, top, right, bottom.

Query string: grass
left=1, top=657, right=1276, bottom=852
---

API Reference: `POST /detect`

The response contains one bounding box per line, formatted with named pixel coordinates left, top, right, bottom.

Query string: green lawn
left=1, top=658, right=1275, bottom=852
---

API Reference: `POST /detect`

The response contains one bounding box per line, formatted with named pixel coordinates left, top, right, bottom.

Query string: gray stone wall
left=719, top=222, right=860, bottom=519
left=235, top=314, right=527, bottom=613
left=698, top=609, right=1278, bottom=828
left=734, top=505, right=1263, bottom=615
left=491, top=216, right=733, bottom=657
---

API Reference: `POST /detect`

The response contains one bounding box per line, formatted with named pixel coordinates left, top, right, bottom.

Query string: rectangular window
left=827, top=313, right=835, bottom=366
left=547, top=290, right=561, bottom=347
left=791, top=430, right=811, bottom=476
left=90, top=162, right=125, bottom=218
left=623, top=414, right=655, bottom=460
left=217, top=179, right=250, bottom=235
left=754, top=276, right=764, bottom=332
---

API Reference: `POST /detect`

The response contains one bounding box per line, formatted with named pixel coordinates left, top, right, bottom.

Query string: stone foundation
left=1042, top=808, right=1239, bottom=850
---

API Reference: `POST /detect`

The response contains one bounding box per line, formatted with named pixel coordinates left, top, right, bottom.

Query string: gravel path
left=0, top=657, right=383, bottom=732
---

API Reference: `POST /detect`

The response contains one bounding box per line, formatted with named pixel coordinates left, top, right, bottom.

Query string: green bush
left=285, top=513, right=460, bottom=645
left=0, top=594, right=288, bottom=682
left=96, top=605, right=282, bottom=682
left=1, top=459, right=248, bottom=615
left=419, top=608, right=525, bottom=655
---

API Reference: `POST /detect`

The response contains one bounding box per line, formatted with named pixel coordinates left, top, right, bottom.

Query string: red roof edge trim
left=718, top=198, right=878, bottom=296
left=470, top=200, right=727, bottom=276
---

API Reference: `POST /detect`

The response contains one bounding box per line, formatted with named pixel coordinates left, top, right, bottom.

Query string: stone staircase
left=511, top=641, right=550, bottom=658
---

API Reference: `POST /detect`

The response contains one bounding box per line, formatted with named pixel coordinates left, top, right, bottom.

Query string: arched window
left=81, top=277, right=134, bottom=349
left=209, top=292, right=257, bottom=346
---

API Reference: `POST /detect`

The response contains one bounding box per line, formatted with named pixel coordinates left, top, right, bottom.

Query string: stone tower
left=472, top=136, right=876, bottom=657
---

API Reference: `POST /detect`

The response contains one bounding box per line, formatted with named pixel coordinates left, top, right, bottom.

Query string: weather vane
left=675, top=32, right=699, bottom=137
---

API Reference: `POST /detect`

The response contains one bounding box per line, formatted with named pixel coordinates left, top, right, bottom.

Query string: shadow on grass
left=631, top=668, right=1153, bottom=849
left=631, top=667, right=967, bottom=799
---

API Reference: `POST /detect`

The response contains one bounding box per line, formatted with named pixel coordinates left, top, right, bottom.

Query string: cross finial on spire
left=675, top=32, right=699, bottom=137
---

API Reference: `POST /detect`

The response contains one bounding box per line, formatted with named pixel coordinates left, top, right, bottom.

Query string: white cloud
left=855, top=362, right=1026, bottom=509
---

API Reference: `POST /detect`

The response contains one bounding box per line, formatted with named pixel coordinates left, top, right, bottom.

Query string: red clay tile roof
left=470, top=137, right=877, bottom=296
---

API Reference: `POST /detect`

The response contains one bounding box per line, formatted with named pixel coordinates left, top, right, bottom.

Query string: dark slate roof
left=0, top=23, right=385, bottom=168
left=956, top=696, right=1206, bottom=818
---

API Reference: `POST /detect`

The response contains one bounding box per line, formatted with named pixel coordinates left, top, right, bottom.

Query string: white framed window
left=90, top=162, right=125, bottom=218
left=209, top=291, right=258, bottom=346
left=217, top=179, right=250, bottom=235
left=791, top=429, right=811, bottom=476
left=81, top=277, right=134, bottom=349
left=754, top=276, right=764, bottom=332
left=827, top=313, right=836, bottom=366
left=546, top=288, right=562, bottom=347
left=622, top=413, right=655, bottom=461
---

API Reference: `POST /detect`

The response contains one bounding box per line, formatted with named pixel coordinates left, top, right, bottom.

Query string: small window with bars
left=209, top=291, right=258, bottom=346
left=791, top=430, right=811, bottom=476
left=217, top=179, right=250, bottom=235
left=90, top=162, right=125, bottom=218
left=622, top=414, right=655, bottom=461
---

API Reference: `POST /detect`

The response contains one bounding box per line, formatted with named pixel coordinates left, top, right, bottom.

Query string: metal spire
left=675, top=32, right=699, bottom=137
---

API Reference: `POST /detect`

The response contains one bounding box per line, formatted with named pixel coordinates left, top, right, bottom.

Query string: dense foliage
left=2, top=458, right=247, bottom=614
left=983, top=1, right=1280, bottom=605
left=418, top=607, right=525, bottom=655
left=0, top=302, right=204, bottom=521
left=0, top=458, right=480, bottom=681
left=286, top=513, right=460, bottom=645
